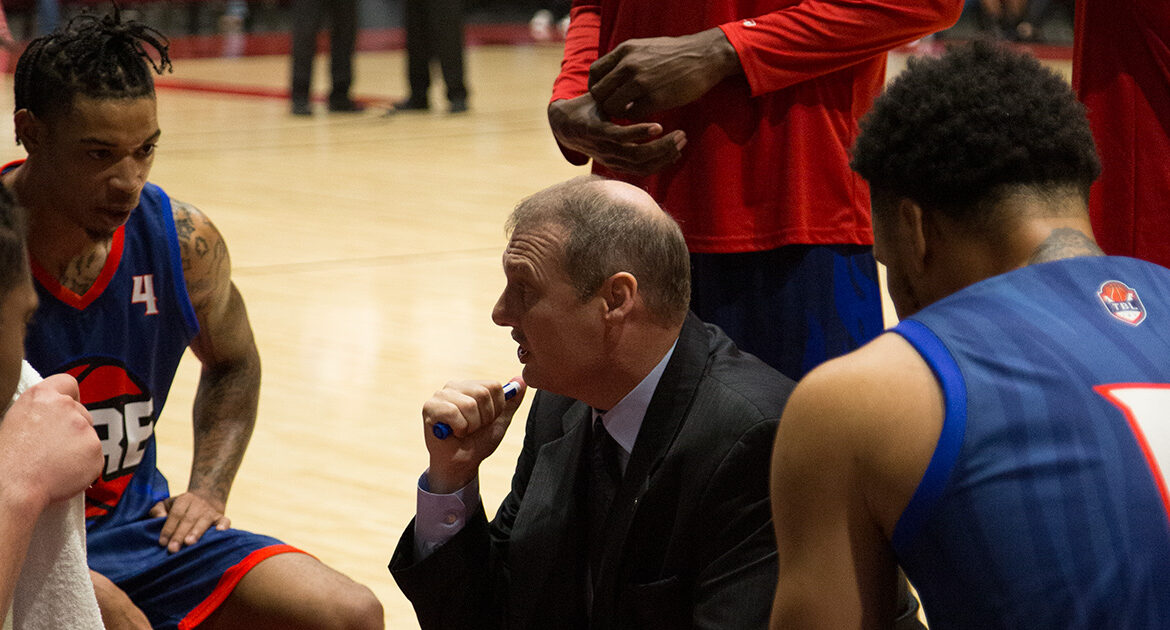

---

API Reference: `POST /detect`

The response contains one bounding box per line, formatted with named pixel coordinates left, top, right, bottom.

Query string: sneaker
left=291, top=101, right=312, bottom=116
left=530, top=9, right=553, bottom=42
left=449, top=98, right=468, bottom=114
left=393, top=98, right=430, bottom=112
left=328, top=98, right=365, bottom=113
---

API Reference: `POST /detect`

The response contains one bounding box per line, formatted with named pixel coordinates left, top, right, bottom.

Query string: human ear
left=13, top=110, right=42, bottom=150
left=601, top=272, right=638, bottom=320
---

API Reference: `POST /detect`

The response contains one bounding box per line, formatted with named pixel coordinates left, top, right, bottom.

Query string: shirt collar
left=592, top=339, right=678, bottom=456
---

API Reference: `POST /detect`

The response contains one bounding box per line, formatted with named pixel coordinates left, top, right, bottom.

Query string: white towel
left=5, top=361, right=103, bottom=630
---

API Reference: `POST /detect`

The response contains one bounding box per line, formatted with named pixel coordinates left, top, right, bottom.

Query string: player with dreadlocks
left=4, top=8, right=384, bottom=630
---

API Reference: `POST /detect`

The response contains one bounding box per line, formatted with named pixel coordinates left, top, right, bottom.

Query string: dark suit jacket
left=390, top=314, right=795, bottom=629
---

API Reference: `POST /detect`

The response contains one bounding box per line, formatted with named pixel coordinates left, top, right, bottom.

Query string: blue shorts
left=689, top=244, right=884, bottom=380
left=87, top=516, right=304, bottom=630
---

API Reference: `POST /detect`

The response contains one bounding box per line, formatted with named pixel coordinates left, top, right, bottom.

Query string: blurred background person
left=289, top=0, right=362, bottom=116
left=394, top=0, right=468, bottom=113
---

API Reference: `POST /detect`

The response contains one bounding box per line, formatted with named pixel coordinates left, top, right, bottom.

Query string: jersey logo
left=1097, top=280, right=1147, bottom=326
left=60, top=358, right=156, bottom=520
left=131, top=274, right=159, bottom=315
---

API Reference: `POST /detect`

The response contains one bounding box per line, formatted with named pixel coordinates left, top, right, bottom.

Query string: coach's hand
left=548, top=93, right=686, bottom=176
left=588, top=27, right=741, bottom=121
left=92, top=570, right=152, bottom=630
left=423, top=379, right=527, bottom=494
left=150, top=489, right=230, bottom=553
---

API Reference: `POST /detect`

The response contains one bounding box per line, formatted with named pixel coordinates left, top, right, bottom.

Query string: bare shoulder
left=170, top=198, right=230, bottom=308
left=777, top=332, right=944, bottom=535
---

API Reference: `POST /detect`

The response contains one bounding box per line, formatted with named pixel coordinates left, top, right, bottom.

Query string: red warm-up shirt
left=1073, top=0, right=1170, bottom=269
left=552, top=0, right=962, bottom=253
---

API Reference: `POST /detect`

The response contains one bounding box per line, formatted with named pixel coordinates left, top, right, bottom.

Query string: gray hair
left=507, top=176, right=690, bottom=324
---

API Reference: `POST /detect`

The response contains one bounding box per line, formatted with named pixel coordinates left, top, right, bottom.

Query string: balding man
left=390, top=176, right=795, bottom=629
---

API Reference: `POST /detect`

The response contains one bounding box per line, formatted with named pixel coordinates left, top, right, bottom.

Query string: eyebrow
left=79, top=129, right=162, bottom=146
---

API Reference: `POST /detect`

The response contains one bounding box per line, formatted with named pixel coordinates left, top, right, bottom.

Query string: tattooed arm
left=149, top=199, right=261, bottom=553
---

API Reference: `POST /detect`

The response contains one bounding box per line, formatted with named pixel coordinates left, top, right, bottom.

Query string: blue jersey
left=892, top=256, right=1170, bottom=628
left=21, top=178, right=298, bottom=629
left=24, top=182, right=199, bottom=527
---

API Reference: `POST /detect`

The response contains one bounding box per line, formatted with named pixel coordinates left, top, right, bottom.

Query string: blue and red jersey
left=893, top=255, right=1170, bottom=628
left=22, top=180, right=199, bottom=527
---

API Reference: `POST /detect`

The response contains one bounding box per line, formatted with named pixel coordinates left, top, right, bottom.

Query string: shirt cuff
left=413, top=471, right=481, bottom=561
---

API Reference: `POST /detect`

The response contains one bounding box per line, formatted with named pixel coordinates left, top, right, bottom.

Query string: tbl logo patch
left=1097, top=280, right=1147, bottom=326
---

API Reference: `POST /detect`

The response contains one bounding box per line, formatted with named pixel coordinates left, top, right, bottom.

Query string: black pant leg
left=328, top=0, right=358, bottom=102
left=290, top=0, right=324, bottom=103
left=403, top=0, right=432, bottom=101
left=428, top=0, right=467, bottom=102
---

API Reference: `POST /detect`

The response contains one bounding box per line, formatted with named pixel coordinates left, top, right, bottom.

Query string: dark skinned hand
left=588, top=27, right=741, bottom=121
left=548, top=92, right=687, bottom=176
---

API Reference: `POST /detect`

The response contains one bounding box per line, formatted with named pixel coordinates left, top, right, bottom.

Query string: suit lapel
left=591, top=314, right=711, bottom=622
left=508, top=401, right=592, bottom=627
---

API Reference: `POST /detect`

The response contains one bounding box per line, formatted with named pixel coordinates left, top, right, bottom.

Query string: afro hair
left=851, top=41, right=1100, bottom=220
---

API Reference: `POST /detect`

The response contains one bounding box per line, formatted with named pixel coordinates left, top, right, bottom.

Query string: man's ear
left=13, top=110, right=44, bottom=151
left=601, top=272, right=638, bottom=321
left=897, top=198, right=929, bottom=275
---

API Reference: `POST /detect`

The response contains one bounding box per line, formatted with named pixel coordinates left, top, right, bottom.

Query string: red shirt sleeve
left=720, top=0, right=963, bottom=97
left=552, top=0, right=603, bottom=102
left=549, top=0, right=603, bottom=165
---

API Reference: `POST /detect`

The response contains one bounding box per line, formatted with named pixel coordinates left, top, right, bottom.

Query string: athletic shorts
left=689, top=244, right=884, bottom=381
left=87, top=515, right=306, bottom=630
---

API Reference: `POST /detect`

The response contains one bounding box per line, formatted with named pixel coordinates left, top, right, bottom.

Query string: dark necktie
left=588, top=415, right=622, bottom=585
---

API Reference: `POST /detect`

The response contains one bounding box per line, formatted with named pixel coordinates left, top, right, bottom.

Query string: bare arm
left=0, top=490, right=40, bottom=618
left=769, top=334, right=940, bottom=629
left=0, top=376, right=102, bottom=617
left=150, top=199, right=260, bottom=552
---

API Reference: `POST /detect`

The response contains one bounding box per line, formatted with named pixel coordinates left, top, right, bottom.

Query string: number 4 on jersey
left=131, top=274, right=159, bottom=315
left=1097, top=384, right=1170, bottom=519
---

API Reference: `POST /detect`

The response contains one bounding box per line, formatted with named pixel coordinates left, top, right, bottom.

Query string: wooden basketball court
left=0, top=42, right=1071, bottom=628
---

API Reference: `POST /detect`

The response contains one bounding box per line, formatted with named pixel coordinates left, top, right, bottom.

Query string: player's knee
left=333, top=583, right=383, bottom=630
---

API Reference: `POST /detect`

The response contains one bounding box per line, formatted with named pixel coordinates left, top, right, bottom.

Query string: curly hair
left=14, top=4, right=171, bottom=125
left=851, top=41, right=1100, bottom=222
left=507, top=176, right=691, bottom=325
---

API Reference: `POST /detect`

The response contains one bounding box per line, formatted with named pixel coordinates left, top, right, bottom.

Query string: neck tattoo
left=1027, top=227, right=1104, bottom=264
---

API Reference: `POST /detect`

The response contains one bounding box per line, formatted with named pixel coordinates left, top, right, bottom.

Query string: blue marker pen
left=432, top=381, right=521, bottom=440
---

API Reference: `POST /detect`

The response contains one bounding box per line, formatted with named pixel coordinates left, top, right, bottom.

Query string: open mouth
left=512, top=333, right=529, bottom=362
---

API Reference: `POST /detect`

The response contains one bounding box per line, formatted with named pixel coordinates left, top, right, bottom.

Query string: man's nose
left=109, top=158, right=146, bottom=196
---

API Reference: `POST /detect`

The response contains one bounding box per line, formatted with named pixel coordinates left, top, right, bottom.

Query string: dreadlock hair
left=13, top=4, right=171, bottom=131
left=0, top=184, right=28, bottom=300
